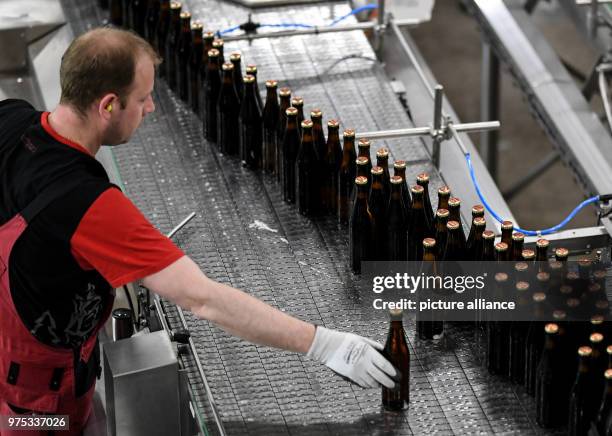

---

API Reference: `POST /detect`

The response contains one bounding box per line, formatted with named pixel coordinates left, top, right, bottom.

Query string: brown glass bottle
left=338, top=129, right=357, bottom=225
left=154, top=0, right=171, bottom=76
left=350, top=176, right=373, bottom=274
left=296, top=120, right=319, bottom=217
left=416, top=173, right=435, bottom=233
left=245, top=65, right=263, bottom=110
left=262, top=80, right=279, bottom=175
left=481, top=230, right=495, bottom=261
left=239, top=75, right=263, bottom=169
left=357, top=139, right=372, bottom=176
left=200, top=31, right=214, bottom=81
left=495, top=242, right=509, bottom=262
left=212, top=39, right=224, bottom=64
left=292, top=97, right=305, bottom=137
left=144, top=0, right=160, bottom=43
left=472, top=204, right=485, bottom=219
left=229, top=52, right=244, bottom=102
left=376, top=148, right=391, bottom=205
left=448, top=197, right=467, bottom=246
left=282, top=107, right=300, bottom=204
left=501, top=220, right=514, bottom=253
left=276, top=88, right=292, bottom=182
left=434, top=208, right=449, bottom=259
left=442, top=220, right=465, bottom=261
left=217, top=62, right=241, bottom=155
left=408, top=185, right=432, bottom=261
left=187, top=22, right=203, bottom=112
left=487, top=272, right=510, bottom=375
left=437, top=186, right=451, bottom=211
left=393, top=161, right=412, bottom=217
left=512, top=232, right=525, bottom=261
left=568, top=346, right=598, bottom=435
left=590, top=333, right=607, bottom=388
left=369, top=167, right=388, bottom=261
left=417, top=238, right=442, bottom=340
left=110, top=0, right=123, bottom=26
left=525, top=292, right=547, bottom=396
left=175, top=12, right=192, bottom=101
left=387, top=176, right=408, bottom=261
left=510, top=281, right=530, bottom=384
left=382, top=309, right=410, bottom=411
left=203, top=48, right=221, bottom=142
left=466, top=217, right=486, bottom=261
left=311, top=109, right=326, bottom=162
left=323, top=120, right=342, bottom=216
left=595, top=369, right=612, bottom=435
left=555, top=247, right=569, bottom=263
left=164, top=2, right=182, bottom=89
left=536, top=323, right=563, bottom=427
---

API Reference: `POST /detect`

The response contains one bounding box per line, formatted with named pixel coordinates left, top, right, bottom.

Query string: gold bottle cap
left=423, top=238, right=436, bottom=248
left=291, top=97, right=304, bottom=107
left=212, top=39, right=224, bottom=48
left=533, top=292, right=546, bottom=302
left=536, top=238, right=549, bottom=248
left=356, top=156, right=369, bottom=166
left=221, top=62, right=234, bottom=71
left=376, top=148, right=389, bottom=158
left=355, top=176, right=368, bottom=186
left=310, top=109, right=322, bottom=118
left=495, top=272, right=509, bottom=282
left=472, top=204, right=485, bottom=215
left=515, top=262, right=528, bottom=272
left=285, top=107, right=298, bottom=116
left=438, top=186, right=451, bottom=195
left=447, top=220, right=460, bottom=231
left=590, top=333, right=604, bottom=344
left=594, top=270, right=607, bottom=280
left=607, top=345, right=612, bottom=355
left=555, top=247, right=569, bottom=258
left=449, top=197, right=461, bottom=207
left=606, top=369, right=612, bottom=380
left=279, top=87, right=291, bottom=97
left=559, top=285, right=572, bottom=295
left=512, top=232, right=525, bottom=241
left=566, top=298, right=580, bottom=308
left=371, top=166, right=383, bottom=176
left=437, top=208, right=450, bottom=218
left=230, top=52, right=241, bottom=61
left=549, top=260, right=562, bottom=271
left=591, top=315, right=605, bottom=325
left=578, top=346, right=593, bottom=357
left=170, top=1, right=181, bottom=9
left=522, top=249, right=535, bottom=260
left=343, top=129, right=355, bottom=138
left=390, top=175, right=403, bottom=185
left=265, top=80, right=278, bottom=88
left=207, top=48, right=219, bottom=58
left=389, top=308, right=403, bottom=318
left=328, top=119, right=339, bottom=128
left=597, top=300, right=609, bottom=309
left=545, top=323, right=559, bottom=334
left=204, top=31, right=215, bottom=39
left=578, top=258, right=592, bottom=267
left=473, top=217, right=486, bottom=226
left=243, top=74, right=255, bottom=83
left=501, top=220, right=513, bottom=230
left=566, top=271, right=579, bottom=281
left=495, top=242, right=508, bottom=252
left=180, top=11, right=191, bottom=19
left=416, top=172, right=429, bottom=183
left=553, top=310, right=566, bottom=320
left=394, top=160, right=407, bottom=170
left=483, top=230, right=495, bottom=239
left=246, top=64, right=257, bottom=74
left=411, top=184, right=424, bottom=195
left=536, top=271, right=550, bottom=282
left=191, top=21, right=203, bottom=30
left=358, top=138, right=371, bottom=148
left=589, top=283, right=601, bottom=293
left=301, top=119, right=313, bottom=129
left=516, top=281, right=530, bottom=291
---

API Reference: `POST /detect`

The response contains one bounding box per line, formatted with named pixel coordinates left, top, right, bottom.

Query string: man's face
left=102, top=54, right=156, bottom=145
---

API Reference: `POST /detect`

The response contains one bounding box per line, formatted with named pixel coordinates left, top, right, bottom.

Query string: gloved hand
left=306, top=326, right=398, bottom=389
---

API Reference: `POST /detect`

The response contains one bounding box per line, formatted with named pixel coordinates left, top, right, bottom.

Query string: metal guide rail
left=61, top=0, right=557, bottom=434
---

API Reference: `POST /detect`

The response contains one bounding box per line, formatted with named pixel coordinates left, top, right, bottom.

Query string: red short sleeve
left=70, top=187, right=185, bottom=288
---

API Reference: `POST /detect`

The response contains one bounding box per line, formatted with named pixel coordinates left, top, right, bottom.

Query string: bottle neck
left=266, top=88, right=278, bottom=102
left=342, top=138, right=355, bottom=156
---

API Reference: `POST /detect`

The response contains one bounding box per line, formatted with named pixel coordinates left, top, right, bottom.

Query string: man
left=0, top=28, right=397, bottom=435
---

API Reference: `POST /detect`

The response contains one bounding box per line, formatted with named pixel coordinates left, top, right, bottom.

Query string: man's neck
left=47, top=105, right=102, bottom=156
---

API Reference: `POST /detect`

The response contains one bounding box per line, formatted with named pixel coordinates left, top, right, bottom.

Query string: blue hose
left=465, top=153, right=600, bottom=236
left=330, top=4, right=378, bottom=26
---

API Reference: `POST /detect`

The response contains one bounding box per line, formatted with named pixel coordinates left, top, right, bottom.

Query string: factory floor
left=410, top=0, right=600, bottom=230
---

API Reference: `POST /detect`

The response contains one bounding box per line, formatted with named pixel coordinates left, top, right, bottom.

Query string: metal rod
left=355, top=121, right=500, bottom=141
left=480, top=41, right=501, bottom=182
left=502, top=151, right=560, bottom=200
left=576, top=0, right=612, bottom=5
left=222, top=21, right=379, bottom=42
left=598, top=69, right=612, bottom=132
left=375, top=0, right=386, bottom=53
left=432, top=85, right=444, bottom=168
left=167, top=212, right=196, bottom=239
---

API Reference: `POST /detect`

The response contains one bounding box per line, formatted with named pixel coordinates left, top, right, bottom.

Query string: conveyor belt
left=60, top=1, right=558, bottom=434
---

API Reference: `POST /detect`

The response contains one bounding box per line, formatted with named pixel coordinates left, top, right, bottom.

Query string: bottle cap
left=265, top=80, right=278, bottom=88
left=555, top=247, right=569, bottom=258
left=371, top=166, right=383, bottom=176
left=578, top=346, right=593, bottom=357
left=494, top=272, right=508, bottom=282
left=438, top=186, right=451, bottom=195
left=212, top=39, right=224, bottom=48
left=495, top=242, right=508, bottom=252
left=482, top=230, right=495, bottom=239
left=516, top=281, right=529, bottom=292
left=501, top=220, right=513, bottom=230
left=343, top=129, right=355, bottom=138
left=355, top=176, right=368, bottom=186
left=221, top=62, right=234, bottom=71
left=522, top=249, right=535, bottom=260
left=285, top=107, right=298, bottom=116
left=180, top=11, right=191, bottom=19
left=514, top=262, right=528, bottom=272
left=472, top=204, right=485, bottom=215
left=411, top=185, right=424, bottom=194
left=390, top=176, right=403, bottom=185
left=389, top=308, right=403, bottom=320
left=301, top=120, right=313, bottom=129
left=207, top=48, right=219, bottom=58
left=536, top=238, right=549, bottom=248
left=544, top=323, right=559, bottom=334
left=566, top=298, right=580, bottom=308
left=591, top=315, right=604, bottom=325
left=607, top=345, right=612, bottom=355
left=437, top=208, right=449, bottom=218
left=578, top=258, right=592, bottom=268
left=230, top=52, right=241, bottom=61
left=447, top=220, right=459, bottom=230
left=243, top=75, right=255, bottom=83
left=594, top=269, right=607, bottom=280
left=203, top=31, right=215, bottom=39
left=170, top=1, right=181, bottom=9
left=279, top=87, right=291, bottom=97
left=566, top=271, right=579, bottom=281
left=291, top=97, right=304, bottom=106
left=533, top=292, right=546, bottom=303
left=590, top=333, right=604, bottom=344
left=416, top=173, right=429, bottom=183
left=552, top=310, right=566, bottom=320
left=328, top=119, right=339, bottom=128
left=605, top=369, right=612, bottom=380
left=473, top=217, right=486, bottom=226
left=246, top=64, right=257, bottom=74
left=191, top=21, right=203, bottom=30
left=449, top=197, right=461, bottom=207
left=356, top=157, right=369, bottom=166
left=310, top=109, right=322, bottom=118
left=512, top=232, right=525, bottom=241
left=423, top=238, right=436, bottom=248
left=393, top=160, right=407, bottom=170
left=358, top=138, right=371, bottom=148
left=376, top=148, right=389, bottom=158
left=536, top=271, right=550, bottom=282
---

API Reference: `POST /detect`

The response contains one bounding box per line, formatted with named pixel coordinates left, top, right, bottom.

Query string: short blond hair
left=59, top=27, right=162, bottom=116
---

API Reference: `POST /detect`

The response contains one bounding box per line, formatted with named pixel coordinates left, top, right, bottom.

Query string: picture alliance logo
left=372, top=272, right=487, bottom=294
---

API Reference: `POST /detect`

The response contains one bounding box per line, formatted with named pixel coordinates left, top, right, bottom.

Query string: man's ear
left=99, top=94, right=118, bottom=119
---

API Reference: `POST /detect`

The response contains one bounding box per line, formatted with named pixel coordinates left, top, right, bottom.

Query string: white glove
left=306, top=326, right=398, bottom=389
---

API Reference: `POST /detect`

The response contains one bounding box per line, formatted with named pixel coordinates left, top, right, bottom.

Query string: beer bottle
left=295, top=120, right=319, bottom=217
left=442, top=220, right=466, bottom=262
left=239, top=75, right=263, bottom=169
left=481, top=230, right=495, bottom=261
left=144, top=0, right=160, bottom=43
left=472, top=204, right=485, bottom=219
left=525, top=291, right=547, bottom=396
left=501, top=221, right=514, bottom=253
left=187, top=21, right=203, bottom=112
left=448, top=197, right=466, bottom=245
left=277, top=88, right=291, bottom=183
left=212, top=38, right=224, bottom=64
left=356, top=157, right=371, bottom=187
left=434, top=208, right=449, bottom=259
left=393, top=160, right=412, bottom=216
left=416, top=173, right=435, bottom=233
left=175, top=11, right=192, bottom=101
left=495, top=242, right=509, bottom=262
left=509, top=281, right=530, bottom=384
left=282, top=107, right=300, bottom=204
left=382, top=309, right=410, bottom=411
left=376, top=148, right=391, bottom=205
left=323, top=120, right=342, bottom=215
left=217, top=62, right=241, bottom=155
left=536, top=238, right=550, bottom=262
left=608, top=345, right=612, bottom=370
left=536, top=323, right=563, bottom=427
left=437, top=186, right=451, bottom=211
left=164, top=2, right=182, bottom=89
left=417, top=238, right=442, bottom=340
left=200, top=31, right=214, bottom=81
left=262, top=80, right=279, bottom=175
left=387, top=176, right=408, bottom=261
left=291, top=97, right=305, bottom=136
left=311, top=109, right=326, bottom=162
left=487, top=272, right=510, bottom=375
left=245, top=65, right=263, bottom=110
left=369, top=167, right=388, bottom=261
left=568, top=346, right=598, bottom=436
left=350, top=176, right=373, bottom=274
left=555, top=247, right=569, bottom=262
left=466, top=216, right=486, bottom=261
left=409, top=185, right=432, bottom=261
left=338, top=129, right=357, bottom=225
left=110, top=0, right=123, bottom=26
left=197, top=33, right=214, bottom=118
left=594, top=369, right=612, bottom=436
left=229, top=52, right=244, bottom=103
left=154, top=0, right=171, bottom=76
left=358, top=139, right=373, bottom=176
left=511, top=232, right=525, bottom=261
left=203, top=48, right=221, bottom=143
left=590, top=333, right=607, bottom=388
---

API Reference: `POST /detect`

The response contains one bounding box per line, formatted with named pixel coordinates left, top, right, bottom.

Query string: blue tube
left=465, top=153, right=600, bottom=236
left=330, top=4, right=378, bottom=26
left=218, top=25, right=242, bottom=36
